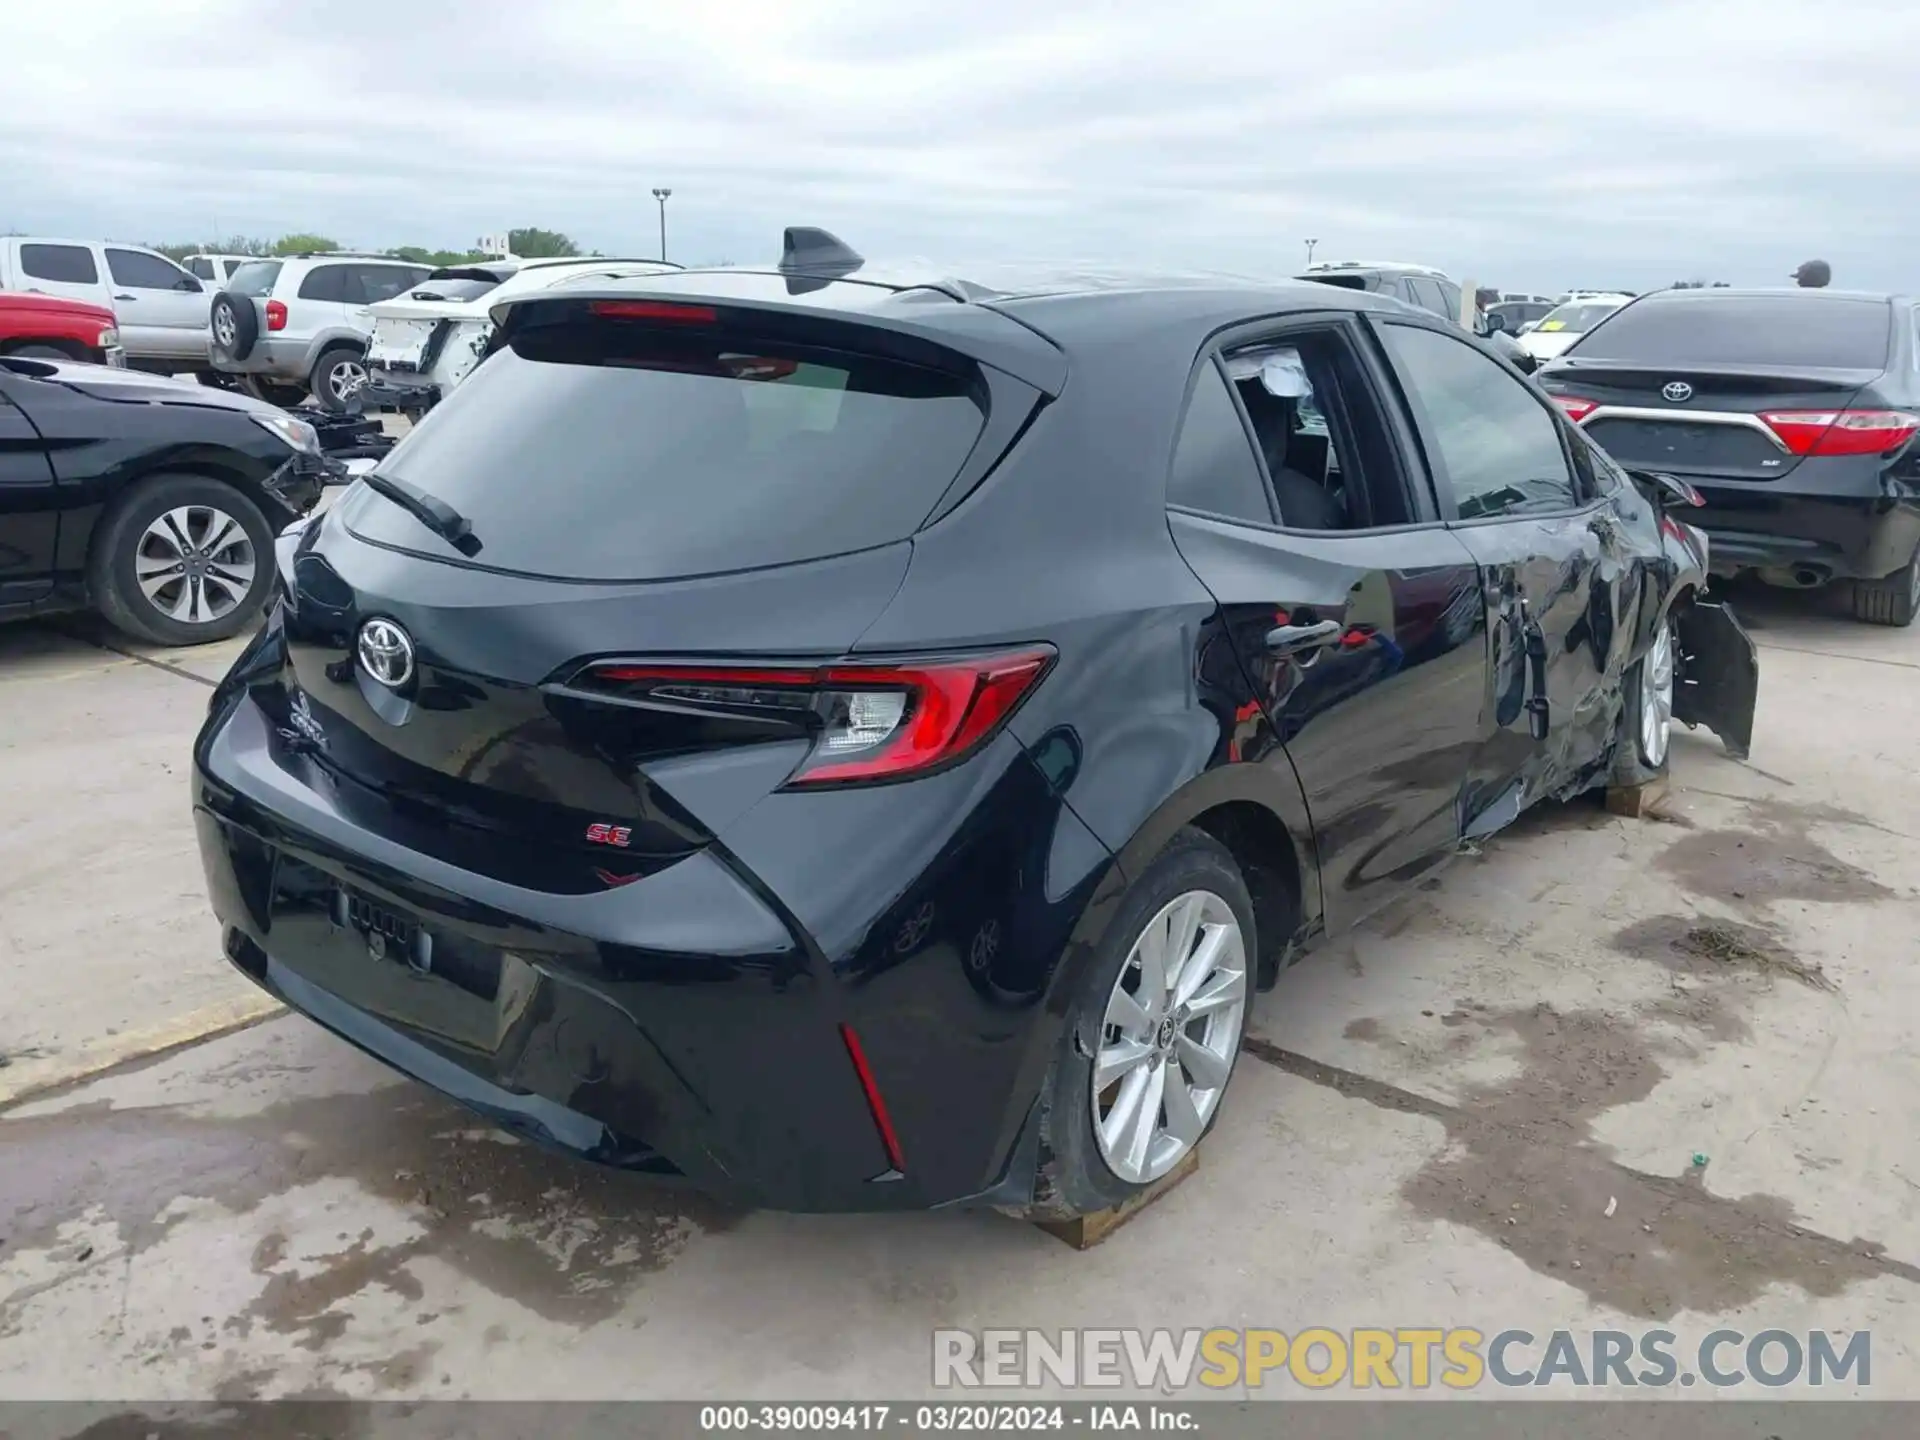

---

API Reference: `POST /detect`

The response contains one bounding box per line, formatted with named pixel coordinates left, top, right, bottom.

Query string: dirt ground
left=2, top=577, right=1917, bottom=1401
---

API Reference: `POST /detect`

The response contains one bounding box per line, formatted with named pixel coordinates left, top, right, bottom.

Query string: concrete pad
left=0, top=641, right=277, bottom=1103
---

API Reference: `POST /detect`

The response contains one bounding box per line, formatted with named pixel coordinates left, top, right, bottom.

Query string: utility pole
left=652, top=188, right=673, bottom=262
left=1304, top=238, right=1319, bottom=267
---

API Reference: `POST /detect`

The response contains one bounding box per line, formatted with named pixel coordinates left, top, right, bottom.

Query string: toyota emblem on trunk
left=1662, top=381, right=1694, bottom=403
left=357, top=618, right=415, bottom=688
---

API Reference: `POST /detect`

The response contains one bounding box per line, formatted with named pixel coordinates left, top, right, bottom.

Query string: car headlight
left=97, top=326, right=120, bottom=348
left=251, top=411, right=321, bottom=455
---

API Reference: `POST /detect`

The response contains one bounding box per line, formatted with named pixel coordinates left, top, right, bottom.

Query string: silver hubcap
left=213, top=308, right=236, bottom=347
left=1092, top=890, right=1248, bottom=1185
left=135, top=505, right=255, bottom=626
left=330, top=359, right=367, bottom=399
left=1640, top=625, right=1674, bottom=768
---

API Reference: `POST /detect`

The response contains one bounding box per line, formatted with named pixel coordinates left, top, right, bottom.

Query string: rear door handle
left=1265, top=620, right=1342, bottom=654
left=114, top=293, right=138, bottom=301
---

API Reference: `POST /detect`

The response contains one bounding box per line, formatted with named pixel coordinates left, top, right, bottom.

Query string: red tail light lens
left=589, top=300, right=718, bottom=323
left=585, top=646, right=1055, bottom=786
left=265, top=300, right=288, bottom=332
left=1550, top=395, right=1597, bottom=422
left=1759, top=409, right=1920, bottom=457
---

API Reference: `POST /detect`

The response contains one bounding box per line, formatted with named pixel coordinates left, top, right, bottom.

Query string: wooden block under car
left=1033, top=1148, right=1202, bottom=1250
left=1605, top=774, right=1671, bottom=819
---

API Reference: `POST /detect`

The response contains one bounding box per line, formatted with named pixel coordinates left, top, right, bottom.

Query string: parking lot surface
left=3, top=582, right=1918, bottom=1400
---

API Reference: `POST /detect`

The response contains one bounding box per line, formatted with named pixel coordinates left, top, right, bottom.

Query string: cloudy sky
left=4, top=0, right=1916, bottom=293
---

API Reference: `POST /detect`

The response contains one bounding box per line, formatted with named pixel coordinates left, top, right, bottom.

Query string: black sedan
left=191, top=231, right=1759, bottom=1218
left=1, top=359, right=333, bottom=643
left=1536, top=287, right=1920, bottom=625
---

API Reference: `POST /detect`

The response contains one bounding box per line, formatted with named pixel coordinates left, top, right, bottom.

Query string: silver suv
left=207, top=254, right=431, bottom=410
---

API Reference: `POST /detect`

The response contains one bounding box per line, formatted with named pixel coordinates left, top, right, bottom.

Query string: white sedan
left=357, top=256, right=681, bottom=415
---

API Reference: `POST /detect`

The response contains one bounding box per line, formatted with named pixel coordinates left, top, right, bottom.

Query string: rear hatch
left=1543, top=293, right=1894, bottom=480
left=259, top=287, right=1046, bottom=892
left=220, top=259, right=283, bottom=334
left=367, top=270, right=508, bottom=374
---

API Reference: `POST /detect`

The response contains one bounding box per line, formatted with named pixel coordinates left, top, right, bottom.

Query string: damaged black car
left=192, top=231, right=1759, bottom=1219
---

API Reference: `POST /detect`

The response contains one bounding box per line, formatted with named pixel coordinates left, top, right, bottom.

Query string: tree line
left=146, top=227, right=586, bottom=266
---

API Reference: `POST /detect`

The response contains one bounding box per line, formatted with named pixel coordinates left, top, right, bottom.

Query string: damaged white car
left=356, top=257, right=681, bottom=417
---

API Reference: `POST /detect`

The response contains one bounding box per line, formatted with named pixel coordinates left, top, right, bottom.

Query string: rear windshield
left=1568, top=295, right=1891, bottom=368
left=361, top=311, right=989, bottom=580
left=227, top=261, right=282, bottom=298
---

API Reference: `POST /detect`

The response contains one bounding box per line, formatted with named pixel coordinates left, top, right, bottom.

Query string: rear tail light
left=1759, top=409, right=1920, bottom=457
left=589, top=300, right=718, bottom=323
left=97, top=326, right=119, bottom=348
left=1550, top=395, right=1597, bottom=422
left=265, top=300, right=288, bottom=332
left=582, top=645, right=1055, bottom=786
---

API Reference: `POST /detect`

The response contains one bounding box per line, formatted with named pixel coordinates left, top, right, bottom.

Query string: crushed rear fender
left=1673, top=599, right=1758, bottom=761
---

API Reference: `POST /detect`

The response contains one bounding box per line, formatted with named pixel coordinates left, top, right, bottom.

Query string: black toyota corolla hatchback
left=193, top=230, right=1759, bottom=1217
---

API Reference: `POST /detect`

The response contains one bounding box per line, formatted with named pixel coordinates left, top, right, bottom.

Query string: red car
left=0, top=291, right=124, bottom=366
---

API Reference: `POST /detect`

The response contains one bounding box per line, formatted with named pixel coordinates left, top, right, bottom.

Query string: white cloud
left=1, top=0, right=1913, bottom=291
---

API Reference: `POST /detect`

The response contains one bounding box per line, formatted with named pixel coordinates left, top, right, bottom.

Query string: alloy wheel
left=328, top=357, right=368, bottom=402
left=1640, top=624, right=1675, bottom=769
left=212, top=306, right=236, bottom=349
left=1091, top=889, right=1248, bottom=1185
left=134, top=505, right=256, bottom=626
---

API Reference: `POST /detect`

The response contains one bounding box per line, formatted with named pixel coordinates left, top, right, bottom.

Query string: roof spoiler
left=779, top=227, right=864, bottom=277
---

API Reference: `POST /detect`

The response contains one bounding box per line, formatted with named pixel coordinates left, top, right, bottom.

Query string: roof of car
left=1635, top=287, right=1905, bottom=304
left=1302, top=260, right=1449, bottom=277
left=502, top=262, right=1412, bottom=399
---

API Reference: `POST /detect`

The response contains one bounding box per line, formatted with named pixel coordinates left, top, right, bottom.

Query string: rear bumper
left=190, top=687, right=1107, bottom=1213
left=1684, top=483, right=1920, bottom=582
left=212, top=336, right=313, bottom=381
left=358, top=367, right=441, bottom=415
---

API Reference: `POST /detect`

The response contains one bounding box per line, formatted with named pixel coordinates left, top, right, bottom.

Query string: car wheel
left=6, top=343, right=75, bottom=361
left=1612, top=614, right=1676, bottom=785
left=241, top=375, right=310, bottom=408
left=1851, top=546, right=1920, bottom=628
left=88, top=473, right=273, bottom=646
left=311, top=347, right=368, bottom=413
left=1029, top=827, right=1255, bottom=1218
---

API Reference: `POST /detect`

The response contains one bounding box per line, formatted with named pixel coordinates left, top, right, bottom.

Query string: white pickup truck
left=358, top=256, right=681, bottom=416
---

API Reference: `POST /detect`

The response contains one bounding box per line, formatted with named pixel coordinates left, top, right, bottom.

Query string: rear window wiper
left=358, top=470, right=482, bottom=557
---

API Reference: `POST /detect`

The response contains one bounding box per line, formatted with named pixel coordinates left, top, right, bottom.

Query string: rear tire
left=88, top=473, right=274, bottom=646
left=1026, top=828, right=1256, bottom=1219
left=5, top=343, right=76, bottom=361
left=1612, top=614, right=1676, bottom=786
left=1851, top=547, right=1920, bottom=627
left=311, top=346, right=368, bottom=413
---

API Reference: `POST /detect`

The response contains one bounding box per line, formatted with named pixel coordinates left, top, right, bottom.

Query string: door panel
left=1371, top=315, right=1633, bottom=824
left=1171, top=512, right=1487, bottom=931
left=1449, top=508, right=1619, bottom=827
left=105, top=247, right=210, bottom=359
left=0, top=393, right=60, bottom=601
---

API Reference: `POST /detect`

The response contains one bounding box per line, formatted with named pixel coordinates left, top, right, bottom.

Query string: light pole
left=1304, top=238, right=1319, bottom=267
left=651, top=188, right=672, bottom=262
